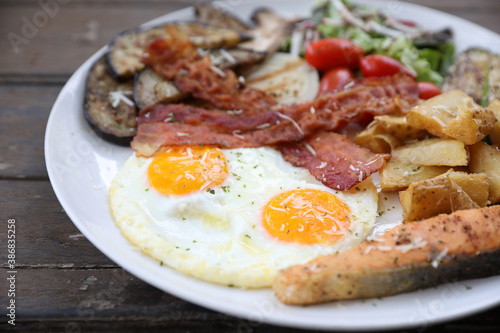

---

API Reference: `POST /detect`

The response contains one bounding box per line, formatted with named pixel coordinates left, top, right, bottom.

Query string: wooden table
left=1, top=0, right=500, bottom=331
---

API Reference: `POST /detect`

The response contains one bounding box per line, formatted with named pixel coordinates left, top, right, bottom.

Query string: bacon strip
left=278, top=132, right=390, bottom=191
left=132, top=74, right=419, bottom=157
left=131, top=104, right=303, bottom=156
left=142, top=26, right=276, bottom=112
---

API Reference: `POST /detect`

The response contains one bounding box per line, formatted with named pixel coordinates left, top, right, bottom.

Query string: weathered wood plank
left=0, top=0, right=499, bottom=80
left=0, top=268, right=499, bottom=332
left=0, top=2, right=202, bottom=78
left=0, top=180, right=116, bottom=266
left=0, top=268, right=320, bottom=333
left=0, top=85, right=60, bottom=179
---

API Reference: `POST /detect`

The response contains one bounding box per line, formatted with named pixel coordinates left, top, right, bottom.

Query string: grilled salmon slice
left=273, top=205, right=500, bottom=305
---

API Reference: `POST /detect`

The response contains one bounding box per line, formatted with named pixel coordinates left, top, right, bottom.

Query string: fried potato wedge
left=390, top=138, right=469, bottom=166
left=436, top=170, right=490, bottom=207
left=399, top=170, right=489, bottom=222
left=354, top=116, right=428, bottom=154
left=469, top=142, right=500, bottom=204
left=407, top=90, right=495, bottom=145
left=400, top=177, right=479, bottom=222
left=488, top=99, right=500, bottom=145
left=354, top=122, right=401, bottom=154
left=379, top=160, right=450, bottom=192
left=373, top=115, right=429, bottom=142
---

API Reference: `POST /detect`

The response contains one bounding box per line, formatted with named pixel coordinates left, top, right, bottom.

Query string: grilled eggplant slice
left=194, top=4, right=251, bottom=32
left=133, top=67, right=186, bottom=110
left=107, top=21, right=251, bottom=79
left=443, top=48, right=500, bottom=105
left=208, top=47, right=265, bottom=71
left=84, top=56, right=137, bottom=145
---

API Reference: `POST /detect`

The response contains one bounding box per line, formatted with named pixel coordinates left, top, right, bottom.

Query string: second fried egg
left=110, top=146, right=378, bottom=288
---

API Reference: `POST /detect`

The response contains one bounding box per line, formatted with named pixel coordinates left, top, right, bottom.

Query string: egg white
left=110, top=146, right=378, bottom=288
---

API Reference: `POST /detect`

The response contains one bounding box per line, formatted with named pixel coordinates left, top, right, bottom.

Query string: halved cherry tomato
left=319, top=67, right=355, bottom=92
left=417, top=81, right=442, bottom=99
left=305, top=38, right=364, bottom=71
left=359, top=54, right=416, bottom=78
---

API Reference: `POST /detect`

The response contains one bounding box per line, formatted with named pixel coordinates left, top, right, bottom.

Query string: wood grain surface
left=1, top=0, right=500, bottom=332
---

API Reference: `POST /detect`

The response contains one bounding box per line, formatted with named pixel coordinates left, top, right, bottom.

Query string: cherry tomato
left=319, top=67, right=355, bottom=92
left=359, top=54, right=416, bottom=78
left=305, top=38, right=365, bottom=71
left=417, top=81, right=442, bottom=99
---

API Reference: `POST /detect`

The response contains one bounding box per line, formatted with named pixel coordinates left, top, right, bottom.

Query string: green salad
left=282, top=0, right=455, bottom=86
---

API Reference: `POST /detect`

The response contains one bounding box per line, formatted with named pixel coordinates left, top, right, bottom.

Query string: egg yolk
left=147, top=146, right=228, bottom=196
left=262, top=189, right=351, bottom=244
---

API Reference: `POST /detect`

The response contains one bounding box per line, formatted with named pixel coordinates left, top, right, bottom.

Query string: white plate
left=45, top=0, right=500, bottom=330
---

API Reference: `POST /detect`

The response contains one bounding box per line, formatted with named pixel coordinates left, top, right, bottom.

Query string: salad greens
left=283, top=0, right=455, bottom=86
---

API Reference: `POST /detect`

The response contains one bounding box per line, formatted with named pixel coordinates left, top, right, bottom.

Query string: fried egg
left=110, top=146, right=378, bottom=288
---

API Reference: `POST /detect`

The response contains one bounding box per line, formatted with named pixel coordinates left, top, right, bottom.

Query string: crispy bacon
left=132, top=74, right=419, bottom=156
left=278, top=132, right=390, bottom=191
left=142, top=27, right=200, bottom=79
left=142, top=26, right=276, bottom=112
left=131, top=104, right=302, bottom=156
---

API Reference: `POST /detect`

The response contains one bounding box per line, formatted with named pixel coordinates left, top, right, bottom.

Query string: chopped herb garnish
left=168, top=112, right=175, bottom=122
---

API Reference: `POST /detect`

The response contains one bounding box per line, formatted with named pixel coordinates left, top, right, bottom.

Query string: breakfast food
left=109, top=145, right=378, bottom=287
left=407, top=90, right=495, bottom=145
left=84, top=56, right=137, bottom=145
left=87, top=0, right=500, bottom=307
left=273, top=205, right=500, bottom=305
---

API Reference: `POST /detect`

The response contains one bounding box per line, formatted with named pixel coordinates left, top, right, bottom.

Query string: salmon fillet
left=273, top=205, right=500, bottom=305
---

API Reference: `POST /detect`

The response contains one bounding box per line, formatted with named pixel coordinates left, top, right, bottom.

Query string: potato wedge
left=399, top=177, right=479, bottom=222
left=407, top=89, right=495, bottom=145
left=372, top=115, right=429, bottom=142
left=487, top=99, right=500, bottom=145
left=354, top=116, right=429, bottom=154
left=354, top=121, right=401, bottom=154
left=468, top=142, right=500, bottom=204
left=379, top=160, right=449, bottom=192
left=390, top=138, right=469, bottom=166
left=435, top=170, right=490, bottom=207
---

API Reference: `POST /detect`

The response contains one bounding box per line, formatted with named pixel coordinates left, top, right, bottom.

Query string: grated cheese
left=303, top=143, right=317, bottom=156
left=431, top=247, right=448, bottom=268
left=317, top=162, right=327, bottom=169
left=210, top=65, right=226, bottom=77
left=395, top=237, right=428, bottom=253
left=256, top=123, right=270, bottom=129
left=232, top=130, right=244, bottom=139
left=109, top=90, right=134, bottom=108
left=219, top=48, right=236, bottom=63
left=432, top=115, right=447, bottom=128
left=276, top=112, right=304, bottom=135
